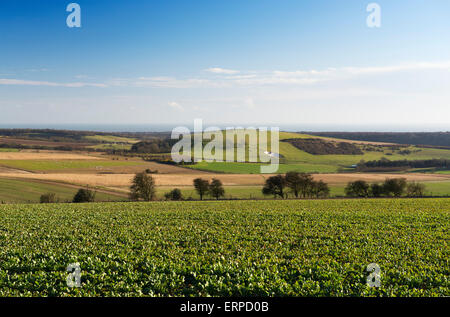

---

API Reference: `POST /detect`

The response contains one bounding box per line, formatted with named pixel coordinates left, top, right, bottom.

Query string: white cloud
left=3, top=61, right=449, bottom=91
left=0, top=78, right=107, bottom=88
left=205, top=67, right=240, bottom=75
left=126, top=61, right=450, bottom=89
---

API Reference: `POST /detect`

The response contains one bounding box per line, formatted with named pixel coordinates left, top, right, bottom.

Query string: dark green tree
left=382, top=178, right=407, bottom=197
left=285, top=171, right=303, bottom=198
left=193, top=178, right=210, bottom=200
left=370, top=183, right=384, bottom=197
left=130, top=172, right=156, bottom=201
left=311, top=180, right=330, bottom=198
left=262, top=175, right=286, bottom=199
left=73, top=188, right=96, bottom=203
left=298, top=173, right=315, bottom=198
left=345, top=180, right=370, bottom=197
left=209, top=178, right=225, bottom=200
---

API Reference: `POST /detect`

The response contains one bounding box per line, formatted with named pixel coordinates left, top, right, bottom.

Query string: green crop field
left=0, top=178, right=124, bottom=203
left=0, top=160, right=145, bottom=172
left=0, top=148, right=19, bottom=152
left=0, top=199, right=448, bottom=296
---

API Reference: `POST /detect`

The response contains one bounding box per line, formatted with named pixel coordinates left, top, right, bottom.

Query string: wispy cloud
left=0, top=78, right=107, bottom=88
left=3, top=61, right=449, bottom=90
left=128, top=61, right=450, bottom=88
left=205, top=67, right=240, bottom=75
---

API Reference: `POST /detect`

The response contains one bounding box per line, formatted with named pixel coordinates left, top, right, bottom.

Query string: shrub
left=382, top=178, right=407, bottom=197
left=406, top=182, right=426, bottom=197
left=165, top=188, right=183, bottom=201
left=73, top=188, right=96, bottom=203
left=345, top=180, right=370, bottom=197
left=370, top=183, right=384, bottom=197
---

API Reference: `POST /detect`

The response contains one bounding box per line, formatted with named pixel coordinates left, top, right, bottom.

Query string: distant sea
left=0, top=123, right=448, bottom=133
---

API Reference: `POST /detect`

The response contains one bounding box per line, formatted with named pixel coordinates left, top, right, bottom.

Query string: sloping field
left=1, top=172, right=449, bottom=187
left=189, top=143, right=450, bottom=174
left=0, top=178, right=125, bottom=203
left=0, top=199, right=447, bottom=296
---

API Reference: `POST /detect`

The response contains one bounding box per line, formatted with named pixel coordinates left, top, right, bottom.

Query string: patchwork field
left=188, top=131, right=450, bottom=174
left=0, top=131, right=450, bottom=200
left=1, top=172, right=448, bottom=188
left=0, top=199, right=447, bottom=296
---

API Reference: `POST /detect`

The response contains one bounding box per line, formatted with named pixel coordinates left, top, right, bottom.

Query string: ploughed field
left=0, top=199, right=448, bottom=296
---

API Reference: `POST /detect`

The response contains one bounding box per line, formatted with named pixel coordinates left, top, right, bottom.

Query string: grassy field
left=424, top=182, right=450, bottom=197
left=0, top=178, right=125, bottom=203
left=0, top=148, right=19, bottom=152
left=0, top=160, right=145, bottom=172
left=189, top=161, right=340, bottom=174
left=87, top=143, right=133, bottom=151
left=84, top=135, right=139, bottom=144
left=189, top=143, right=450, bottom=174
left=0, top=199, right=447, bottom=296
left=157, top=185, right=346, bottom=200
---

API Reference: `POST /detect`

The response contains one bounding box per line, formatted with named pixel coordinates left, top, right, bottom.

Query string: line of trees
left=128, top=173, right=227, bottom=201
left=262, top=172, right=330, bottom=199
left=37, top=172, right=430, bottom=205
left=357, top=158, right=450, bottom=171
left=345, top=178, right=426, bottom=198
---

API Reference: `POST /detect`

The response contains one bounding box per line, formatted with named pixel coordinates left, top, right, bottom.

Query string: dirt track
left=0, top=172, right=448, bottom=188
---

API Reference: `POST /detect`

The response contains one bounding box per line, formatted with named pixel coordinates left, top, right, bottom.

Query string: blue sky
left=1, top=0, right=449, bottom=129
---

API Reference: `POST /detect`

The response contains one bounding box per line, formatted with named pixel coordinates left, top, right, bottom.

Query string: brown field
left=1, top=172, right=448, bottom=188
left=42, top=161, right=211, bottom=175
